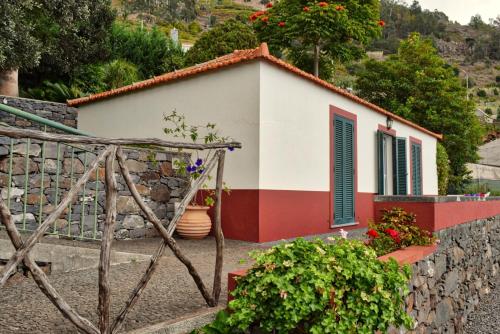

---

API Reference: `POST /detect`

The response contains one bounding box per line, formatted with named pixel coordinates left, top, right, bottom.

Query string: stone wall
left=0, top=96, right=188, bottom=240
left=1, top=95, right=78, bottom=130
left=405, top=216, right=499, bottom=333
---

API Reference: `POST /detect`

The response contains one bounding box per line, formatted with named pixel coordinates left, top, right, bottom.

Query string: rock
left=435, top=298, right=454, bottom=327
left=89, top=167, right=106, bottom=182
left=125, top=160, right=148, bottom=173
left=0, top=174, right=9, bottom=187
left=43, top=142, right=65, bottom=159
left=135, top=184, right=150, bottom=196
left=129, top=228, right=146, bottom=238
left=115, top=229, right=129, bottom=240
left=151, top=185, right=170, bottom=202
left=44, top=159, right=61, bottom=173
left=12, top=213, right=36, bottom=225
left=116, top=196, right=140, bottom=214
left=29, top=174, right=50, bottom=188
left=0, top=146, right=8, bottom=156
left=63, top=158, right=85, bottom=174
left=123, top=215, right=145, bottom=229
left=451, top=246, right=465, bottom=264
left=12, top=143, right=41, bottom=156
left=434, top=254, right=447, bottom=279
left=1, top=187, right=24, bottom=199
left=159, top=161, right=173, bottom=176
left=444, top=270, right=459, bottom=295
left=54, top=219, right=68, bottom=229
left=25, top=193, right=47, bottom=205
left=140, top=171, right=160, bottom=182
left=0, top=157, right=38, bottom=174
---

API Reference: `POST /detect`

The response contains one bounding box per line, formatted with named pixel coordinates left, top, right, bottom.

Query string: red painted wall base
left=212, top=190, right=375, bottom=243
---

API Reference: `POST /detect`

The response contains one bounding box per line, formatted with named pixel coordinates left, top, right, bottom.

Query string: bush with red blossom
left=366, top=207, right=435, bottom=256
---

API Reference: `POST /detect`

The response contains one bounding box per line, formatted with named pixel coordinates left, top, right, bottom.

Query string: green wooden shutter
left=344, top=121, right=354, bottom=220
left=377, top=131, right=385, bottom=195
left=333, top=116, right=355, bottom=225
left=334, top=118, right=344, bottom=222
left=394, top=138, right=407, bottom=195
left=411, top=143, right=422, bottom=195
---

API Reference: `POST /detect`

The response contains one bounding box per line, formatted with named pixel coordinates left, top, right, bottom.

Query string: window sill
left=330, top=222, right=359, bottom=229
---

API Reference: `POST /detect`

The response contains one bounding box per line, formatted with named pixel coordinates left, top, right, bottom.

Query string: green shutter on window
left=394, top=137, right=407, bottom=195
left=411, top=143, right=422, bottom=195
left=377, top=131, right=385, bottom=195
left=333, top=115, right=355, bottom=225
left=334, top=118, right=344, bottom=222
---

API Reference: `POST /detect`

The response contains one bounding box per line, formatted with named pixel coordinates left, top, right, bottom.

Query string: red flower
left=278, top=21, right=285, bottom=27
left=250, top=11, right=265, bottom=21
left=367, top=229, right=379, bottom=238
left=261, top=16, right=269, bottom=22
left=265, top=2, right=273, bottom=8
left=318, top=2, right=328, bottom=7
left=385, top=228, right=399, bottom=238
left=378, top=20, right=386, bottom=27
left=335, top=5, right=344, bottom=11
left=303, top=6, right=310, bottom=12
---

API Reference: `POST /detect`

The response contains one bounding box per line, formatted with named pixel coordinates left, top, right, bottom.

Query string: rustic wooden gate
left=0, top=126, right=241, bottom=334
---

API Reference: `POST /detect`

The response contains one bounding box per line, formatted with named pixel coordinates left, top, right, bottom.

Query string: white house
left=68, top=43, right=441, bottom=242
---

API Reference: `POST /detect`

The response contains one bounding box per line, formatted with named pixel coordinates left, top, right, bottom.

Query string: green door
left=333, top=115, right=355, bottom=226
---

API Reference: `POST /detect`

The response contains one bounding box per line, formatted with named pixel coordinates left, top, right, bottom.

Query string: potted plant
left=164, top=111, right=232, bottom=239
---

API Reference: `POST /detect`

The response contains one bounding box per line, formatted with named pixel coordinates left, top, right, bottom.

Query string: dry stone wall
left=0, top=96, right=188, bottom=240
left=404, top=216, right=499, bottom=334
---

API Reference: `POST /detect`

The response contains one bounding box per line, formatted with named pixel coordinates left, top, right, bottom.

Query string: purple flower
left=228, top=147, right=235, bottom=151
left=198, top=168, right=205, bottom=174
left=186, top=165, right=195, bottom=173
left=195, top=158, right=203, bottom=166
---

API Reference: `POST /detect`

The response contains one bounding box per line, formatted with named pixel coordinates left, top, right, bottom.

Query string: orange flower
left=265, top=2, right=273, bottom=8
left=378, top=20, right=386, bottom=27
left=318, top=2, right=328, bottom=7
left=303, top=6, right=310, bottom=12
left=261, top=16, right=269, bottom=22
left=278, top=21, right=285, bottom=27
left=335, top=5, right=344, bottom=11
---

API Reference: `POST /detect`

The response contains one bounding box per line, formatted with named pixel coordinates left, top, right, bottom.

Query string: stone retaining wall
left=405, top=216, right=499, bottom=333
left=0, top=95, right=78, bottom=131
left=0, top=96, right=188, bottom=240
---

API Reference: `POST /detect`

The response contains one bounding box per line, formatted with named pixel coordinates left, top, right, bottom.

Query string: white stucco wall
left=259, top=61, right=438, bottom=195
left=77, top=63, right=261, bottom=189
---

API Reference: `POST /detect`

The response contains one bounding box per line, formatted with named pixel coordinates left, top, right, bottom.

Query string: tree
left=185, top=19, right=258, bottom=66
left=355, top=33, right=483, bottom=192
left=110, top=23, right=185, bottom=78
left=249, top=0, right=382, bottom=77
left=1, top=0, right=116, bottom=95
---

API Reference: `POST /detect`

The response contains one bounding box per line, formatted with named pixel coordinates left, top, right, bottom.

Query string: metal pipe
left=0, top=102, right=91, bottom=136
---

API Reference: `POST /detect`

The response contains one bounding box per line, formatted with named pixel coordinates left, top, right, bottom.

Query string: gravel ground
left=0, top=234, right=262, bottom=333
left=464, top=276, right=500, bottom=334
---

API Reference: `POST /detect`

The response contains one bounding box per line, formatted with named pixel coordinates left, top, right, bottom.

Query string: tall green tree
left=355, top=33, right=483, bottom=192
left=185, top=19, right=258, bottom=66
left=250, top=0, right=382, bottom=77
left=1, top=0, right=116, bottom=95
left=110, top=22, right=185, bottom=78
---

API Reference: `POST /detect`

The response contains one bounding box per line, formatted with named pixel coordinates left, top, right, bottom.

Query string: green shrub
left=366, top=208, right=435, bottom=256
left=494, top=88, right=499, bottom=96
left=214, top=238, right=413, bottom=334
left=477, top=89, right=487, bottom=97
left=436, top=142, right=450, bottom=195
left=102, top=59, right=140, bottom=89
left=496, top=75, right=500, bottom=83
left=485, top=108, right=493, bottom=115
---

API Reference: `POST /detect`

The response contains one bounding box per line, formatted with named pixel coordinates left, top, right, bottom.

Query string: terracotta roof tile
left=67, top=43, right=442, bottom=139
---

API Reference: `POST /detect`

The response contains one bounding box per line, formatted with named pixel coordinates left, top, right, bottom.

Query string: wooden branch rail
left=0, top=145, right=114, bottom=287
left=0, top=126, right=242, bottom=150
left=0, top=126, right=234, bottom=333
left=0, top=199, right=99, bottom=334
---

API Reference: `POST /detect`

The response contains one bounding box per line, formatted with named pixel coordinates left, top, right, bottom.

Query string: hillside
left=113, top=0, right=500, bottom=123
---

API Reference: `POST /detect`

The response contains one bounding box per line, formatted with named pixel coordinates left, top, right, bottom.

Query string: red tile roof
left=67, top=43, right=442, bottom=139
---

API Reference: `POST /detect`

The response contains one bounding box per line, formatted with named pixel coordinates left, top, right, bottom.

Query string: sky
left=406, top=0, right=500, bottom=25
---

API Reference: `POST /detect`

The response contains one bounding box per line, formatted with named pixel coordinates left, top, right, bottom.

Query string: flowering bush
left=195, top=238, right=413, bottom=334
left=366, top=207, right=436, bottom=256
left=163, top=111, right=232, bottom=206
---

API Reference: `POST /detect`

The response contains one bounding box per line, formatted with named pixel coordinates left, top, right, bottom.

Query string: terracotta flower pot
left=176, top=205, right=212, bottom=239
